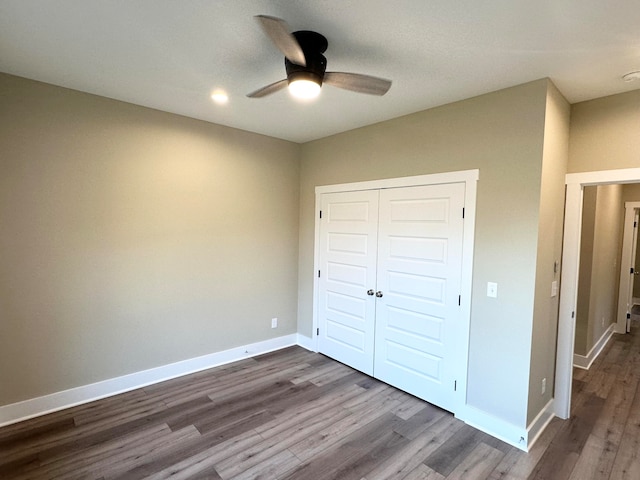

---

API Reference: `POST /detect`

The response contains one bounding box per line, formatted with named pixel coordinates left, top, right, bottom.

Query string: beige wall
left=0, top=73, right=301, bottom=406
left=575, top=186, right=597, bottom=355
left=298, top=79, right=550, bottom=427
left=527, top=83, right=570, bottom=422
left=574, top=185, right=623, bottom=356
left=622, top=184, right=640, bottom=203
left=569, top=89, right=640, bottom=173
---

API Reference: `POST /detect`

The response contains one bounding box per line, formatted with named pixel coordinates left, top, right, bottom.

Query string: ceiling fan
left=247, top=15, right=392, bottom=99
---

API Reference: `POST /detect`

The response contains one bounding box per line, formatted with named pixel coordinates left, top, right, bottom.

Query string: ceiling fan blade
left=255, top=15, right=306, bottom=67
left=247, top=79, right=289, bottom=98
left=324, top=72, right=392, bottom=96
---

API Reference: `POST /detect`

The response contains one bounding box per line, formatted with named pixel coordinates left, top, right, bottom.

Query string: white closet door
left=373, top=183, right=465, bottom=411
left=317, top=190, right=379, bottom=375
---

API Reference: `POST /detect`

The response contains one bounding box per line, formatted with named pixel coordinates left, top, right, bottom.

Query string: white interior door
left=629, top=209, right=640, bottom=331
left=317, top=190, right=379, bottom=375
left=373, top=183, right=465, bottom=411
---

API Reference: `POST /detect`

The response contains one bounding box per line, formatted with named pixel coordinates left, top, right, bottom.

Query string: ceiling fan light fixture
left=289, top=78, right=321, bottom=99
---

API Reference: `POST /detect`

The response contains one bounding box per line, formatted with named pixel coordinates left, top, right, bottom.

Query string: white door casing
left=617, top=202, right=640, bottom=333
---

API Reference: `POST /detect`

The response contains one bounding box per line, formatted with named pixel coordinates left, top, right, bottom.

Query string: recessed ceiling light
left=211, top=90, right=229, bottom=104
left=622, top=71, right=640, bottom=82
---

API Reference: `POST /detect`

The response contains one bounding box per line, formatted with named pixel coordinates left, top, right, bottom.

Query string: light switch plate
left=487, top=282, right=498, bottom=298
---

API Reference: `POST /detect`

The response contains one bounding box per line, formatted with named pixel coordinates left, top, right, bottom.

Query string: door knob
left=367, top=289, right=375, bottom=296
left=376, top=291, right=383, bottom=298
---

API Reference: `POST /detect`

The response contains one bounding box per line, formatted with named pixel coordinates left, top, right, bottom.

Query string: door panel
left=374, top=183, right=465, bottom=411
left=317, top=190, right=379, bottom=375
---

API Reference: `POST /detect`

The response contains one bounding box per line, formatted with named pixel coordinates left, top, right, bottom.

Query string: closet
left=315, top=174, right=473, bottom=413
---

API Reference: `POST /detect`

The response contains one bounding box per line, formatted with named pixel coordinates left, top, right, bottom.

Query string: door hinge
left=319, top=210, right=322, bottom=219
left=458, top=295, right=461, bottom=306
left=317, top=327, right=320, bottom=336
left=318, top=270, right=321, bottom=278
left=635, top=221, right=637, bottom=228
left=572, top=311, right=575, bottom=319
left=462, top=208, right=465, bottom=219
left=454, top=380, right=457, bottom=391
left=631, top=268, right=635, bottom=275
left=627, top=313, right=632, bottom=319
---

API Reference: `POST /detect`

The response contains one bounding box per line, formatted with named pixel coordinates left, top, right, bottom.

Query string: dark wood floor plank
left=527, top=393, right=606, bottom=480
left=446, top=441, right=505, bottom=480
left=608, top=379, right=640, bottom=480
left=393, top=402, right=448, bottom=441
left=142, top=428, right=264, bottom=480
left=280, top=412, right=407, bottom=480
left=360, top=414, right=463, bottom=480
left=255, top=382, right=365, bottom=438
left=32, top=424, right=199, bottom=480
left=403, top=463, right=445, bottom=479
left=287, top=383, right=402, bottom=462
left=487, top=417, right=564, bottom=480
left=422, top=424, right=492, bottom=477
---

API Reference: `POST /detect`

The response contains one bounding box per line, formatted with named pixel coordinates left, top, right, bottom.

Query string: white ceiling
left=1, top=0, right=639, bottom=143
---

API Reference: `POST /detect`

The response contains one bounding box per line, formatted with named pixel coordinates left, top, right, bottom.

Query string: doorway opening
left=556, top=167, right=640, bottom=419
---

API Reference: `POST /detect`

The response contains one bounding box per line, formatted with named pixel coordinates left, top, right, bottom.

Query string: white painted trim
left=455, top=174, right=478, bottom=415
left=458, top=406, right=529, bottom=452
left=0, top=334, right=298, bottom=428
left=555, top=182, right=583, bottom=419
left=557, top=167, right=640, bottom=420
left=573, top=323, right=616, bottom=370
left=618, top=203, right=640, bottom=332
left=312, top=169, right=479, bottom=417
left=461, top=398, right=554, bottom=452
left=315, top=170, right=480, bottom=195
left=296, top=334, right=314, bottom=351
left=310, top=191, right=322, bottom=353
left=566, top=168, right=640, bottom=186
left=526, top=399, right=556, bottom=451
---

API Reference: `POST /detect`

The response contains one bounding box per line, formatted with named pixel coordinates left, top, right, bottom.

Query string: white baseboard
left=0, top=334, right=298, bottom=428
left=459, top=399, right=556, bottom=452
left=526, top=398, right=555, bottom=450
left=0, top=331, right=558, bottom=454
left=573, top=323, right=615, bottom=370
left=296, top=334, right=314, bottom=351
left=457, top=405, right=529, bottom=452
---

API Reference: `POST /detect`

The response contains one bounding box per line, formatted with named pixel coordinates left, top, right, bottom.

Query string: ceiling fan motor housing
left=286, top=30, right=328, bottom=86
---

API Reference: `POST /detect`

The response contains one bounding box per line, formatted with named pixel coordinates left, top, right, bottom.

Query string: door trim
left=312, top=169, right=479, bottom=415
left=556, top=167, right=640, bottom=420
left=617, top=202, right=640, bottom=332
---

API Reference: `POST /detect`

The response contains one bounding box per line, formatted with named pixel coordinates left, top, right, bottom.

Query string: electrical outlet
left=271, top=317, right=278, bottom=329
left=541, top=378, right=546, bottom=395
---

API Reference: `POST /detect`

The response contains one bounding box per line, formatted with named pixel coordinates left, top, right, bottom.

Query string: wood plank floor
left=2, top=320, right=640, bottom=480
